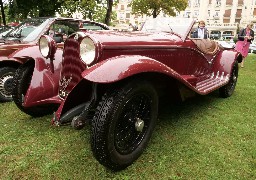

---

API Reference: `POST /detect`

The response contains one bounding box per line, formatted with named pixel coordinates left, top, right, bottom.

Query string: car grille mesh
left=58, top=37, right=87, bottom=99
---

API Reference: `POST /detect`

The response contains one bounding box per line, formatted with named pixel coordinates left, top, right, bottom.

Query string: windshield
left=141, top=17, right=195, bottom=40
left=3, top=18, right=50, bottom=42
left=22, top=19, right=51, bottom=42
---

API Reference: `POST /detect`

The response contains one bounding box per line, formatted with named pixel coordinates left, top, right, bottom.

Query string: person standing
left=192, top=20, right=209, bottom=39
left=235, top=23, right=254, bottom=68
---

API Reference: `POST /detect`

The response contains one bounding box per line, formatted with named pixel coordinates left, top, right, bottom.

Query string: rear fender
left=14, top=47, right=64, bottom=107
left=212, top=50, right=242, bottom=74
left=82, top=55, right=197, bottom=89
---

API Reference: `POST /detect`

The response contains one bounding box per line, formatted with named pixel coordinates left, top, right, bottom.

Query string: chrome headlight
left=80, top=37, right=96, bottom=65
left=39, top=35, right=56, bottom=59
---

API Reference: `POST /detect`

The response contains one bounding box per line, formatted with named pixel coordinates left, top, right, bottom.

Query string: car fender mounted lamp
left=39, top=35, right=57, bottom=60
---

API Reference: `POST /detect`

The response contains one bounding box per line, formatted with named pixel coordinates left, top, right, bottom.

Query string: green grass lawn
left=1, top=55, right=256, bottom=179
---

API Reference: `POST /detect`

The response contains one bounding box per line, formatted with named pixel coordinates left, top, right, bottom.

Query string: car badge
left=59, top=76, right=73, bottom=98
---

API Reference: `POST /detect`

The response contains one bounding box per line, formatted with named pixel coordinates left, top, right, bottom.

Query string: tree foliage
left=59, top=0, right=96, bottom=19
left=7, top=0, right=117, bottom=25
left=8, top=0, right=63, bottom=21
left=56, top=0, right=117, bottom=25
left=131, top=0, right=188, bottom=18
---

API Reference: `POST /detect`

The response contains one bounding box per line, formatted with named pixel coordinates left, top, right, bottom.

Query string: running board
left=196, top=71, right=229, bottom=94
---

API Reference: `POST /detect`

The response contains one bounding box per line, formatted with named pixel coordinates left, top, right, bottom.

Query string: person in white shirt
left=192, top=20, right=209, bottom=39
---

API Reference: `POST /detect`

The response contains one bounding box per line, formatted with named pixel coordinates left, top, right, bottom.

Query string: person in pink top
left=235, top=23, right=254, bottom=67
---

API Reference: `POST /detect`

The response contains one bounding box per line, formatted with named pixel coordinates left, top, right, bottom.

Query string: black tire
left=12, top=62, right=57, bottom=117
left=91, top=80, right=158, bottom=170
left=0, top=67, right=16, bottom=102
left=219, top=60, right=238, bottom=98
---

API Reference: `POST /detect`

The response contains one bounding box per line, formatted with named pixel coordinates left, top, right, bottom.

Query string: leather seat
left=191, top=39, right=219, bottom=55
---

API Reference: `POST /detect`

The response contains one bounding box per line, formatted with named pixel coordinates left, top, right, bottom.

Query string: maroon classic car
left=0, top=17, right=109, bottom=102
left=12, top=17, right=242, bottom=170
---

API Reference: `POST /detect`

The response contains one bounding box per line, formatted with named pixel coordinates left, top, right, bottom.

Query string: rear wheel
left=219, top=60, right=238, bottom=98
left=0, top=67, right=16, bottom=102
left=91, top=80, right=158, bottom=170
left=12, top=62, right=57, bottom=117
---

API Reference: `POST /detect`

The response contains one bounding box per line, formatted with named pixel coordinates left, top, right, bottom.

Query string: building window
left=121, top=5, right=125, bottom=10
left=194, top=11, right=199, bottom=17
left=194, top=0, right=200, bottom=7
left=226, top=0, right=232, bottom=5
left=188, top=0, right=191, bottom=7
left=214, top=11, right=219, bottom=17
left=236, top=9, right=242, bottom=18
left=224, top=9, right=231, bottom=17
left=216, top=0, right=221, bottom=6
left=119, top=13, right=125, bottom=20
left=126, top=13, right=130, bottom=18
left=253, top=8, right=256, bottom=16
left=184, top=12, right=191, bottom=18
left=238, top=0, right=243, bottom=5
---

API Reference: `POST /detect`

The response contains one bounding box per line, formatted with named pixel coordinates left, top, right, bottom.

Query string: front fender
left=82, top=55, right=195, bottom=88
left=0, top=45, right=33, bottom=64
left=14, top=47, right=64, bottom=107
left=10, top=46, right=46, bottom=61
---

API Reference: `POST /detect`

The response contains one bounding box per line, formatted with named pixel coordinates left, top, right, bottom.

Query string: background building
left=114, top=0, right=146, bottom=30
left=179, top=0, right=256, bottom=38
left=114, top=0, right=256, bottom=39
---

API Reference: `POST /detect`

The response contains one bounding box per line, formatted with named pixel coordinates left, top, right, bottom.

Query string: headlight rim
left=39, top=35, right=57, bottom=59
left=79, top=36, right=98, bottom=66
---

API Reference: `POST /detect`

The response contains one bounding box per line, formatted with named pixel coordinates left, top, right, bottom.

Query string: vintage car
left=0, top=17, right=109, bottom=102
left=12, top=17, right=242, bottom=170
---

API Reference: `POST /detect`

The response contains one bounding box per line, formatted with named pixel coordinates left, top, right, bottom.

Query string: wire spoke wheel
left=0, top=67, right=16, bottom=102
left=91, top=80, right=158, bottom=170
left=115, top=93, right=151, bottom=154
left=219, top=60, right=238, bottom=98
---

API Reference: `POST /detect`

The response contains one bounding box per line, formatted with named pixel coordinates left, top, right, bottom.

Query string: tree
left=8, top=0, right=63, bottom=21
left=131, top=0, right=188, bottom=18
left=104, top=0, right=113, bottom=25
left=0, top=0, right=6, bottom=25
left=36, top=0, right=63, bottom=17
left=60, top=0, right=105, bottom=21
left=7, top=0, right=117, bottom=25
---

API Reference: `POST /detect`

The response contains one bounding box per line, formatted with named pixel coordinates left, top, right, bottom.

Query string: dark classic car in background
left=11, top=17, right=242, bottom=170
left=0, top=17, right=109, bottom=102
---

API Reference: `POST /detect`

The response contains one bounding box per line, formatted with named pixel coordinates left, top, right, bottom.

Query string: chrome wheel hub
left=0, top=74, right=13, bottom=98
left=233, top=75, right=237, bottom=81
left=135, top=118, right=144, bottom=132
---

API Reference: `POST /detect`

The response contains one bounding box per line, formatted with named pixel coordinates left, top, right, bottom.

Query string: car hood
left=84, top=30, right=183, bottom=48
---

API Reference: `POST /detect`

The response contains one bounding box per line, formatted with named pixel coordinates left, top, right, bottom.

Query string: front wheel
left=219, top=60, right=238, bottom=98
left=0, top=67, right=16, bottom=102
left=91, top=80, right=159, bottom=170
left=12, top=62, right=57, bottom=117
